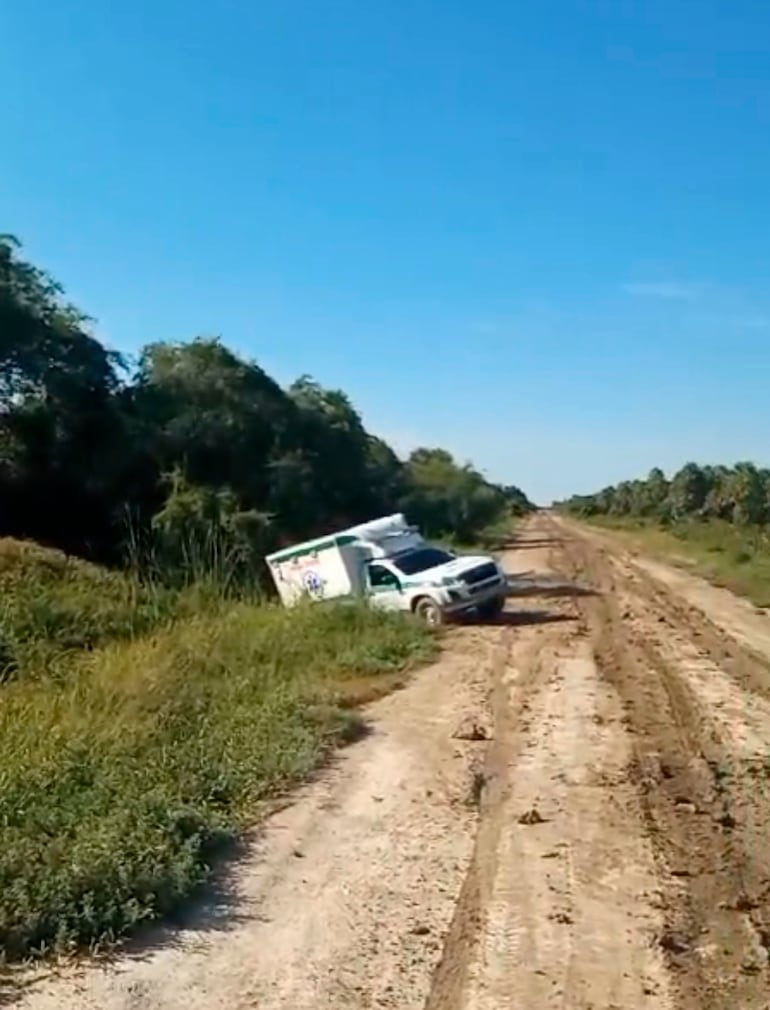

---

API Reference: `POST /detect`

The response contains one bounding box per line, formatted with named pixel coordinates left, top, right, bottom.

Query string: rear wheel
left=477, top=594, right=506, bottom=621
left=413, top=596, right=444, bottom=627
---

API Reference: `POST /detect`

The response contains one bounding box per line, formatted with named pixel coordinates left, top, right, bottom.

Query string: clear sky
left=3, top=1, right=770, bottom=503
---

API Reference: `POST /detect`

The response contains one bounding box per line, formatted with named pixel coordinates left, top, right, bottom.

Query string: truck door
left=366, top=563, right=404, bottom=611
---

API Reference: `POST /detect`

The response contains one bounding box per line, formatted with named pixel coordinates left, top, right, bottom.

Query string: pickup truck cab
left=365, top=543, right=506, bottom=625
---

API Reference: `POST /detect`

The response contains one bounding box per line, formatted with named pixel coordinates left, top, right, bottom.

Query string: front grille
left=460, top=562, right=498, bottom=586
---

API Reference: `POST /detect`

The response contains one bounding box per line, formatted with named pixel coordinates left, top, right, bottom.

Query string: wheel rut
left=14, top=515, right=770, bottom=1010
left=428, top=516, right=770, bottom=1009
left=555, top=520, right=770, bottom=1009
left=426, top=521, right=676, bottom=1009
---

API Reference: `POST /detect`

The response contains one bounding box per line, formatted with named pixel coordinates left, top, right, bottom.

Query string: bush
left=0, top=600, right=434, bottom=958
left=0, top=538, right=177, bottom=680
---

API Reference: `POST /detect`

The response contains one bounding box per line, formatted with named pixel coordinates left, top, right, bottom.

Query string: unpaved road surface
left=13, top=514, right=770, bottom=1009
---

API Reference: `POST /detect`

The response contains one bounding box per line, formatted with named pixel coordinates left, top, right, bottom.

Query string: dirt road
left=13, top=514, right=770, bottom=1009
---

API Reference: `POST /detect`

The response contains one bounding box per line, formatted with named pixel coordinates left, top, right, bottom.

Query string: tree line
left=0, top=235, right=532, bottom=575
left=560, top=462, right=770, bottom=526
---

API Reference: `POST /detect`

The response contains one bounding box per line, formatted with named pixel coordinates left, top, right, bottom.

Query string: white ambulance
left=266, top=513, right=507, bottom=625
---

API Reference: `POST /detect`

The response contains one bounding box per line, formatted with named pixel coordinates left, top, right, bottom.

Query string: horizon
left=4, top=1, right=769, bottom=503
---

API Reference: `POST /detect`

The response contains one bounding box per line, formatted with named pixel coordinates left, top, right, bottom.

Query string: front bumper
left=440, top=577, right=506, bottom=614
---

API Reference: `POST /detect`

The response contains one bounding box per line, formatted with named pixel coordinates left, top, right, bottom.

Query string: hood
left=405, top=554, right=498, bottom=584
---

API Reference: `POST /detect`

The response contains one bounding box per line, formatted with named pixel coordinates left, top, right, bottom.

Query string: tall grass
left=0, top=534, right=436, bottom=960
left=0, top=600, right=434, bottom=959
left=0, top=523, right=273, bottom=684
left=585, top=516, right=770, bottom=607
left=125, top=512, right=270, bottom=599
left=0, top=538, right=180, bottom=681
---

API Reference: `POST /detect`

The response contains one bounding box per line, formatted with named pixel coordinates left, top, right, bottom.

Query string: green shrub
left=0, top=538, right=177, bottom=680
left=0, top=600, right=434, bottom=959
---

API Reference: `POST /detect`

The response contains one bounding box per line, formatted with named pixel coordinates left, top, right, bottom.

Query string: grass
left=0, top=542, right=436, bottom=961
left=583, top=516, right=770, bottom=607
left=0, top=538, right=179, bottom=681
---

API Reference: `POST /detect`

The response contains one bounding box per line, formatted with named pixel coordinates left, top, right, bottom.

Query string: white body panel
left=267, top=541, right=357, bottom=607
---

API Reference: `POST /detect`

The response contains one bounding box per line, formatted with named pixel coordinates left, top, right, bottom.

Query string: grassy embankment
left=583, top=516, right=770, bottom=607
left=0, top=539, right=435, bottom=961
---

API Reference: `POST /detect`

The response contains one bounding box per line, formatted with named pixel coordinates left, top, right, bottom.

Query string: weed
left=0, top=569, right=435, bottom=960
left=0, top=538, right=178, bottom=681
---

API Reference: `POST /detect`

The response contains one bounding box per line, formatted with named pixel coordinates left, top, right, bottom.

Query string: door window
left=368, top=564, right=401, bottom=590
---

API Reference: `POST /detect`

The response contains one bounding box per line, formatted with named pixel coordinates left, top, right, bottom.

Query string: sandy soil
left=12, top=515, right=770, bottom=1009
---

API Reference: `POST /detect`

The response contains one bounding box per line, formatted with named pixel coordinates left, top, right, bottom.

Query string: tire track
left=17, top=516, right=770, bottom=1010
left=427, top=517, right=676, bottom=1010
left=424, top=597, right=553, bottom=1009
left=554, top=519, right=770, bottom=1009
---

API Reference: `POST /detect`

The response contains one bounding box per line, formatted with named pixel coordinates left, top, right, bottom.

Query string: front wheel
left=477, top=595, right=506, bottom=621
left=413, top=596, right=444, bottom=627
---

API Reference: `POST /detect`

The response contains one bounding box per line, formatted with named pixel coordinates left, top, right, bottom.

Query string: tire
left=477, top=595, right=505, bottom=621
left=413, top=596, right=444, bottom=627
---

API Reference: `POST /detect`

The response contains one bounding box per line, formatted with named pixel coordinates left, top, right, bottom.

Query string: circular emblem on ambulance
left=302, top=569, right=324, bottom=598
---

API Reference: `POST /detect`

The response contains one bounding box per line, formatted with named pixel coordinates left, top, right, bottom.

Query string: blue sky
left=3, top=1, right=770, bottom=503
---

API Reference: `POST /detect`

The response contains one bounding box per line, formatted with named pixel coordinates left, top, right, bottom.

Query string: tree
left=723, top=462, right=768, bottom=525
left=560, top=459, right=770, bottom=533
left=131, top=338, right=293, bottom=499
left=286, top=377, right=377, bottom=531
left=151, top=468, right=274, bottom=588
left=400, top=448, right=508, bottom=541
left=0, top=236, right=126, bottom=557
left=666, top=463, right=708, bottom=519
left=0, top=237, right=534, bottom=569
left=639, top=467, right=669, bottom=517
left=502, top=484, right=536, bottom=516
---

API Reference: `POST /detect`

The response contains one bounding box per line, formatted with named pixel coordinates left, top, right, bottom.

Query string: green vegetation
left=0, top=237, right=533, bottom=961
left=560, top=463, right=770, bottom=606
left=0, top=235, right=533, bottom=572
left=560, top=462, right=770, bottom=525
left=0, top=593, right=434, bottom=959
left=582, top=516, right=770, bottom=608
left=0, top=531, right=434, bottom=961
left=0, top=538, right=176, bottom=679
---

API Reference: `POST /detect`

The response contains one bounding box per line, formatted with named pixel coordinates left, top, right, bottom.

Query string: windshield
left=392, top=547, right=454, bottom=575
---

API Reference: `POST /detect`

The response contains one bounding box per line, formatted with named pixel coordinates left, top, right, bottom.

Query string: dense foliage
left=0, top=236, right=533, bottom=571
left=560, top=462, right=770, bottom=526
